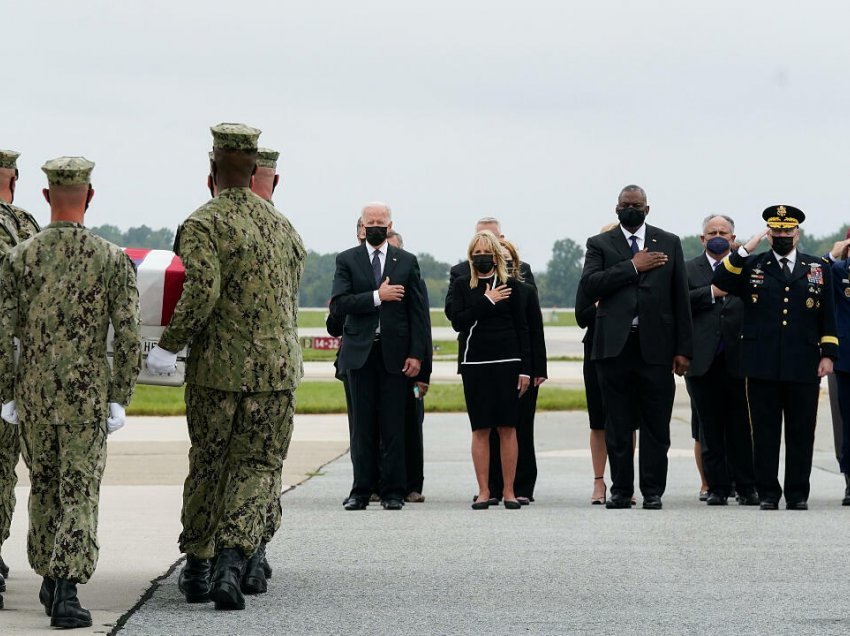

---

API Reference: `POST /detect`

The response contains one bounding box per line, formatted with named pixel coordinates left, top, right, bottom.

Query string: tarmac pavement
left=115, top=400, right=850, bottom=636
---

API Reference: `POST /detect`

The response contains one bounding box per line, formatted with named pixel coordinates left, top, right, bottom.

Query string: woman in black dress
left=447, top=230, right=531, bottom=510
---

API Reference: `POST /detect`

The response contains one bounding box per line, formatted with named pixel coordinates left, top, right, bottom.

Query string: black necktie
left=781, top=257, right=791, bottom=280
left=372, top=250, right=382, bottom=287
left=629, top=235, right=639, bottom=254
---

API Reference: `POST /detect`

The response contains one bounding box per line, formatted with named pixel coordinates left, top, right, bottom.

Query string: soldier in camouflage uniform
left=148, top=124, right=305, bottom=611
left=0, top=157, right=141, bottom=628
left=0, top=148, right=40, bottom=602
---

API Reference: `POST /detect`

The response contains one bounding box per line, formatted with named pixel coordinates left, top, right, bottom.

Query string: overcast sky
left=6, top=1, right=850, bottom=270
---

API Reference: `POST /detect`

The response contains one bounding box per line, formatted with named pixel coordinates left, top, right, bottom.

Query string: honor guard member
left=713, top=205, right=838, bottom=510
left=147, top=124, right=305, bottom=611
left=0, top=149, right=26, bottom=603
left=0, top=157, right=141, bottom=627
left=0, top=149, right=41, bottom=242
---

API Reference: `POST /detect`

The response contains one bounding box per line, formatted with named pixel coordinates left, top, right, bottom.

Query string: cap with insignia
left=210, top=122, right=261, bottom=151
left=256, top=147, right=279, bottom=169
left=41, top=156, right=95, bottom=186
left=0, top=149, right=20, bottom=170
left=762, top=204, right=805, bottom=229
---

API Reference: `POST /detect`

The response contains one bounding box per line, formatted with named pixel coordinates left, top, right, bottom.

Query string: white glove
left=1, top=401, right=19, bottom=426
left=106, top=402, right=126, bottom=434
left=146, top=345, right=178, bottom=375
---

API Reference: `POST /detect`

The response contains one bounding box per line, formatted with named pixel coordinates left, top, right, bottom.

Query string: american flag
left=123, top=248, right=185, bottom=326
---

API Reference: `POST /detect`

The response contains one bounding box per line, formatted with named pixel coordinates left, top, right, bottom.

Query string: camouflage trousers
left=179, top=385, right=295, bottom=560
left=0, top=422, right=22, bottom=553
left=23, top=421, right=107, bottom=584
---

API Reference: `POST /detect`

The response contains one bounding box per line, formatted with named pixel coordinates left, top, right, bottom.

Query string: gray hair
left=701, top=214, right=735, bottom=233
left=388, top=229, right=404, bottom=249
left=361, top=201, right=392, bottom=221
left=476, top=216, right=501, bottom=228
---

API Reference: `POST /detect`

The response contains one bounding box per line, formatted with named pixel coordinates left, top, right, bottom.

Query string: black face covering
left=771, top=235, right=794, bottom=256
left=617, top=208, right=646, bottom=229
left=472, top=254, right=495, bottom=274
left=365, top=226, right=388, bottom=247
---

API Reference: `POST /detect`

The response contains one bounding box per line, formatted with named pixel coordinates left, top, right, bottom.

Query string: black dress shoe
left=843, top=474, right=850, bottom=506
left=0, top=571, right=5, bottom=594
left=642, top=496, right=663, bottom=510
left=516, top=497, right=531, bottom=506
left=241, top=543, right=268, bottom=595
left=706, top=492, right=728, bottom=506
left=381, top=498, right=404, bottom=510
left=179, top=555, right=211, bottom=603
left=343, top=497, right=368, bottom=511
left=605, top=496, right=631, bottom=509
left=51, top=579, right=92, bottom=629
left=786, top=500, right=808, bottom=511
left=39, top=577, right=56, bottom=616
left=736, top=490, right=760, bottom=506
left=472, top=495, right=499, bottom=506
left=503, top=499, right=522, bottom=510
left=0, top=555, right=8, bottom=578
left=760, top=500, right=779, bottom=510
left=210, top=548, right=246, bottom=610
left=471, top=500, right=490, bottom=510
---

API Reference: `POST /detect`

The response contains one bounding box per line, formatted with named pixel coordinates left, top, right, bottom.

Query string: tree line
left=90, top=225, right=850, bottom=308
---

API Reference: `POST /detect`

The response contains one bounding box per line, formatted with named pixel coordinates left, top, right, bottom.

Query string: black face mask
left=365, top=226, right=388, bottom=247
left=472, top=254, right=495, bottom=274
left=617, top=207, right=646, bottom=229
left=771, top=236, right=794, bottom=256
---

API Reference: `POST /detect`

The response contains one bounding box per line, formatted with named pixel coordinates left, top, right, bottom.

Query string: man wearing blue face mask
left=684, top=215, right=757, bottom=506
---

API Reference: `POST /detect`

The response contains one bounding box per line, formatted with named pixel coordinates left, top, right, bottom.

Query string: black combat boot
left=0, top=554, right=8, bottom=578
left=50, top=579, right=92, bottom=629
left=178, top=555, right=211, bottom=603
left=209, top=548, right=246, bottom=610
left=241, top=543, right=268, bottom=595
left=0, top=570, right=5, bottom=594
left=843, top=474, right=850, bottom=506
left=39, top=577, right=56, bottom=616
left=261, top=545, right=273, bottom=579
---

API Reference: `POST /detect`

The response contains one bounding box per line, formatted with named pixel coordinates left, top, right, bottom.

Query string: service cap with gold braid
left=210, top=122, right=261, bottom=151
left=41, top=156, right=95, bottom=186
left=0, top=149, right=20, bottom=170
left=256, top=147, right=279, bottom=169
left=762, top=204, right=805, bottom=229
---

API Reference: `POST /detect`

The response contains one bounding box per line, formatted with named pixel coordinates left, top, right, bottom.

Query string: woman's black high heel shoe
left=591, top=476, right=607, bottom=505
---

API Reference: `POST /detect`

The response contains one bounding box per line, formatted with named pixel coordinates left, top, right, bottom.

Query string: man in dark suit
left=330, top=202, right=429, bottom=511
left=684, top=214, right=757, bottom=506
left=827, top=233, right=850, bottom=505
left=713, top=205, right=838, bottom=510
left=580, top=184, right=692, bottom=510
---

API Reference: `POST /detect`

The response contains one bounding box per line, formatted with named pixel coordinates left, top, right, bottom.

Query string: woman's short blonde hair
left=601, top=221, right=619, bottom=233
left=499, top=239, right=523, bottom=282
left=467, top=230, right=508, bottom=288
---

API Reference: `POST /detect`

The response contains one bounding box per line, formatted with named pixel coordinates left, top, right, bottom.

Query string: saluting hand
left=830, top=239, right=850, bottom=260
left=378, top=277, right=405, bottom=302
left=484, top=282, right=511, bottom=303
left=744, top=229, right=769, bottom=254
left=632, top=249, right=668, bottom=273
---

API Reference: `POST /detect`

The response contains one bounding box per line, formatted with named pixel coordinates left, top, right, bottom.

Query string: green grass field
left=297, top=309, right=576, bottom=328
left=301, top=339, right=459, bottom=362
left=127, top=381, right=587, bottom=416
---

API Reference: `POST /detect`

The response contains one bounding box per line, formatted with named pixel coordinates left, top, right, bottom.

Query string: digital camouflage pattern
left=256, top=147, right=279, bottom=169
left=0, top=222, right=139, bottom=583
left=180, top=385, right=295, bottom=559
left=0, top=149, right=19, bottom=170
left=0, top=202, right=41, bottom=241
left=210, top=122, right=261, bottom=151
left=0, top=208, right=18, bottom=255
left=159, top=187, right=305, bottom=392
left=22, top=423, right=106, bottom=583
left=41, top=156, right=95, bottom=186
left=0, top=222, right=141, bottom=423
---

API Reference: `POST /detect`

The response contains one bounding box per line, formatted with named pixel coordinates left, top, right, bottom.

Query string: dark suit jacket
left=832, top=258, right=850, bottom=374
left=445, top=260, right=535, bottom=320
left=580, top=224, right=693, bottom=364
left=517, top=280, right=547, bottom=378
left=330, top=243, right=429, bottom=374
left=714, top=249, right=837, bottom=382
left=685, top=253, right=744, bottom=378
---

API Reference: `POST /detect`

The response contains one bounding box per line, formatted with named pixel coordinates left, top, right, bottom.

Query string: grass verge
left=127, top=381, right=587, bottom=416
left=298, top=309, right=577, bottom=328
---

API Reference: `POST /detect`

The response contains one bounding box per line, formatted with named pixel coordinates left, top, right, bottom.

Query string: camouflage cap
left=41, top=156, right=95, bottom=186
left=210, top=122, right=261, bottom=151
left=256, top=147, right=279, bottom=169
left=0, top=149, right=20, bottom=170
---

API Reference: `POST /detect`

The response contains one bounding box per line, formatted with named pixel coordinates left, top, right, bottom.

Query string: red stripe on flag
left=161, top=254, right=185, bottom=325
left=124, top=247, right=151, bottom=267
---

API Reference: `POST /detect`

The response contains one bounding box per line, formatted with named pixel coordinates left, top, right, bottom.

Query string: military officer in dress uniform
left=0, top=156, right=140, bottom=627
left=147, top=124, right=305, bottom=611
left=713, top=205, right=838, bottom=510
left=0, top=149, right=40, bottom=596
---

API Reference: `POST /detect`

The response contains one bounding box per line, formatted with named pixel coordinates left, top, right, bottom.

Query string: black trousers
left=745, top=378, right=820, bottom=504
left=596, top=331, right=674, bottom=499
left=834, top=371, right=850, bottom=474
left=686, top=355, right=755, bottom=496
left=346, top=342, right=407, bottom=500
left=488, top=385, right=539, bottom=499
left=404, top=388, right=425, bottom=493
